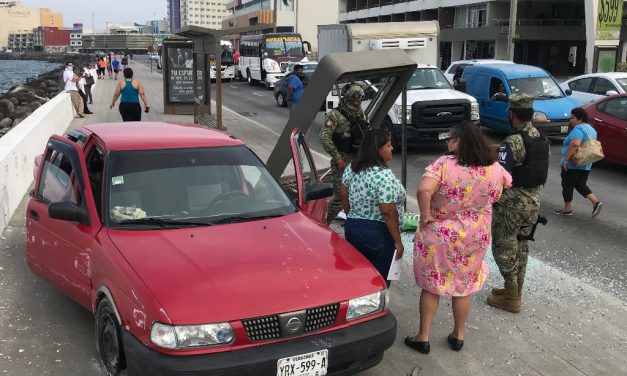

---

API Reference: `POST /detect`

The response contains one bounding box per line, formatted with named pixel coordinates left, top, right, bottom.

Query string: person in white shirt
left=63, top=62, right=85, bottom=118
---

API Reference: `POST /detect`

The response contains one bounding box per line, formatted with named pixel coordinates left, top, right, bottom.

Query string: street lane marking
left=230, top=85, right=237, bottom=89
left=252, top=92, right=263, bottom=97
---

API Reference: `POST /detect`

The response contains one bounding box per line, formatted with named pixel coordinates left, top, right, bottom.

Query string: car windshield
left=106, top=146, right=296, bottom=228
left=615, top=78, right=627, bottom=92
left=508, top=77, right=564, bottom=99
left=302, top=63, right=317, bottom=75
left=407, top=68, right=451, bottom=90
left=264, top=35, right=304, bottom=58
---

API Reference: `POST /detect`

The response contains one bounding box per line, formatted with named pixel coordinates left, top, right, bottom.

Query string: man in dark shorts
left=112, top=56, right=120, bottom=80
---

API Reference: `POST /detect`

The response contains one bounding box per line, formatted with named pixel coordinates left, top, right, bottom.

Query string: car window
left=37, top=151, right=81, bottom=205
left=592, top=78, right=617, bottom=95
left=490, top=78, right=507, bottom=99
left=568, top=77, right=593, bottom=92
left=616, top=78, right=627, bottom=92
left=447, top=64, right=459, bottom=74
left=407, top=68, right=451, bottom=90
left=508, top=77, right=563, bottom=99
left=600, top=98, right=627, bottom=121
left=86, top=145, right=105, bottom=218
left=106, top=146, right=296, bottom=227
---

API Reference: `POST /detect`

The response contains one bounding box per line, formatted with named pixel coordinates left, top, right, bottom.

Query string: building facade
left=69, top=24, right=83, bottom=52
left=338, top=0, right=627, bottom=75
left=0, top=1, right=41, bottom=49
left=32, top=26, right=71, bottom=53
left=8, top=29, right=33, bottom=51
left=39, top=7, right=63, bottom=27
left=168, top=0, right=231, bottom=33
left=221, top=0, right=339, bottom=56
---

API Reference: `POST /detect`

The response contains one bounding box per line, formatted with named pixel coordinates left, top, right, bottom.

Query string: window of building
left=455, top=3, right=487, bottom=28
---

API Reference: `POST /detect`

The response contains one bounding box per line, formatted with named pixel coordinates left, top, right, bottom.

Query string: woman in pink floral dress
left=404, top=122, right=512, bottom=354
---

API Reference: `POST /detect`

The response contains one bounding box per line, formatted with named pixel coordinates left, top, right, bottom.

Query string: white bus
left=238, top=33, right=308, bottom=89
left=210, top=40, right=236, bottom=81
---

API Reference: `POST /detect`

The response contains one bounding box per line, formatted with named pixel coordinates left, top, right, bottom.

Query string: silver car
left=560, top=72, right=627, bottom=103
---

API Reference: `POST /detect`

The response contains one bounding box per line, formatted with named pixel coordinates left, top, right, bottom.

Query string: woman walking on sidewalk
left=554, top=107, right=603, bottom=217
left=109, top=68, right=150, bottom=121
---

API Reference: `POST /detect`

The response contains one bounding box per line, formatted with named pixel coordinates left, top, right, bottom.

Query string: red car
left=583, top=93, right=627, bottom=166
left=26, top=122, right=395, bottom=376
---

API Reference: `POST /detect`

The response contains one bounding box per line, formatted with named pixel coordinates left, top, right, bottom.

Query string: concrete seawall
left=0, top=92, right=74, bottom=234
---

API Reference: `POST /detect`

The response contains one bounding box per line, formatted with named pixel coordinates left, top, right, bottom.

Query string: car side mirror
left=49, top=202, right=90, bottom=225
left=263, top=52, right=268, bottom=58
left=606, top=90, right=618, bottom=96
left=304, top=182, right=333, bottom=202
left=565, top=89, right=572, bottom=96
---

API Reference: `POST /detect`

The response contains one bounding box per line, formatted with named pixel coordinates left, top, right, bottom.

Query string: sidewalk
left=1, top=61, right=626, bottom=376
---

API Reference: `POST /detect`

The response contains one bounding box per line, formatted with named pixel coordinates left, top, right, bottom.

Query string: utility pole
left=273, top=0, right=278, bottom=32
left=507, top=0, right=518, bottom=61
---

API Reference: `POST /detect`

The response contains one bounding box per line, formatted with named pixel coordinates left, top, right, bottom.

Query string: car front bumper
left=534, top=121, right=570, bottom=137
left=123, top=312, right=396, bottom=376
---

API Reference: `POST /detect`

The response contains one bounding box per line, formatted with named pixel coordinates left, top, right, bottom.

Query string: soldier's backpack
left=511, top=130, right=550, bottom=188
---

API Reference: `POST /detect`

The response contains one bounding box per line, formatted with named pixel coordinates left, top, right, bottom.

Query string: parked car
left=443, top=59, right=514, bottom=84
left=26, top=123, right=396, bottom=376
left=273, top=62, right=318, bottom=107
left=462, top=63, right=582, bottom=135
left=560, top=72, right=627, bottom=103
left=582, top=93, right=627, bottom=166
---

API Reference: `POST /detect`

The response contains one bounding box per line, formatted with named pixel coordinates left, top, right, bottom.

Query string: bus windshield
left=264, top=35, right=303, bottom=58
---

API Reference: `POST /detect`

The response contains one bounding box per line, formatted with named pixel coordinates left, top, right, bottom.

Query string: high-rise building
left=167, top=0, right=231, bottom=33
left=39, top=7, right=63, bottom=27
left=0, top=1, right=64, bottom=49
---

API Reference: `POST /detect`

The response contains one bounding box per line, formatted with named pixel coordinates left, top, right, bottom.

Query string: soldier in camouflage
left=488, top=93, right=549, bottom=313
left=319, top=84, right=367, bottom=224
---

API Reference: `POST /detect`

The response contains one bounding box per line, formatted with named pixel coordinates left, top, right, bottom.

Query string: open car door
left=289, top=128, right=332, bottom=224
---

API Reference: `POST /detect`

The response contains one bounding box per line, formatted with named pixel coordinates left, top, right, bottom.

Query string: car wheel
left=276, top=92, right=286, bottom=107
left=96, top=298, right=125, bottom=376
left=247, top=70, right=254, bottom=86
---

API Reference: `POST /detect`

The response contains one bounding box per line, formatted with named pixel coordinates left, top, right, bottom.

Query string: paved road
left=1, top=58, right=625, bottom=376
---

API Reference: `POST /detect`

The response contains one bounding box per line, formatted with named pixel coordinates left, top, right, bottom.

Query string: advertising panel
left=596, top=0, right=624, bottom=40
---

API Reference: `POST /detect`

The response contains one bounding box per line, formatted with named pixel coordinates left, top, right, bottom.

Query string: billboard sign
left=596, top=0, right=624, bottom=40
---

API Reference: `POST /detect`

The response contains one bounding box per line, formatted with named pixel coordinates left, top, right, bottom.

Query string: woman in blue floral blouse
left=340, top=129, right=406, bottom=286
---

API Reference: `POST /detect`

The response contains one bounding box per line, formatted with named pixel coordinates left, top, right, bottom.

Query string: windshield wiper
left=119, top=217, right=212, bottom=227
left=209, top=213, right=285, bottom=225
left=536, top=94, right=561, bottom=99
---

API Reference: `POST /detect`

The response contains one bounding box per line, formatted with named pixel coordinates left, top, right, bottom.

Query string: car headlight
left=471, top=102, right=480, bottom=121
left=392, top=104, right=411, bottom=123
left=150, top=322, right=234, bottom=349
left=532, top=111, right=549, bottom=123
left=346, top=290, right=386, bottom=321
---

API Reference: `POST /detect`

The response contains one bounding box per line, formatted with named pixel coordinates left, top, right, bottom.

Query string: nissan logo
left=286, top=317, right=302, bottom=333
left=437, top=111, right=453, bottom=118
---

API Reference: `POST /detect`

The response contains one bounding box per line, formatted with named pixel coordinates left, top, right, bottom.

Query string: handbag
left=85, top=75, right=95, bottom=85
left=573, top=124, right=604, bottom=166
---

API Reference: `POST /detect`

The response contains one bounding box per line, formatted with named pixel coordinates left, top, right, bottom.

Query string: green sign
left=596, top=49, right=617, bottom=73
left=596, top=0, right=624, bottom=40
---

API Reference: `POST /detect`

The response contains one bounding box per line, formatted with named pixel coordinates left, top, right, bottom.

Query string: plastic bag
left=402, top=212, right=420, bottom=232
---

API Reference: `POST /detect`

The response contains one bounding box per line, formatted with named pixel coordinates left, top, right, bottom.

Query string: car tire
left=96, top=298, right=126, bottom=376
left=276, top=92, right=287, bottom=107
left=247, top=70, right=254, bottom=86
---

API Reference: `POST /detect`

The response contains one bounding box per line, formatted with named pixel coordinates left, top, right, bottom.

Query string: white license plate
left=438, top=132, right=450, bottom=140
left=561, top=125, right=569, bottom=134
left=277, top=349, right=328, bottom=376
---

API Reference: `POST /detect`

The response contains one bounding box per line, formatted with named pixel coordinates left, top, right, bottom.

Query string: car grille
left=411, top=99, right=470, bottom=129
left=242, top=303, right=340, bottom=342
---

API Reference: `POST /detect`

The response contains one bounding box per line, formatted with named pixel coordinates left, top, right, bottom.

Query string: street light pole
left=507, top=0, right=518, bottom=61
left=273, top=0, right=278, bottom=33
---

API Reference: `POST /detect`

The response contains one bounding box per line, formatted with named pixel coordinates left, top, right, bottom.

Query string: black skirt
left=119, top=102, right=142, bottom=122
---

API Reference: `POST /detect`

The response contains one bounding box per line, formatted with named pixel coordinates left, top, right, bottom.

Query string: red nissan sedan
left=582, top=93, right=627, bottom=166
left=26, top=122, right=396, bottom=376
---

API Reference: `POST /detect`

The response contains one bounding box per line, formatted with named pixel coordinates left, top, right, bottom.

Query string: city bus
left=238, top=32, right=309, bottom=88
left=210, top=40, right=236, bottom=81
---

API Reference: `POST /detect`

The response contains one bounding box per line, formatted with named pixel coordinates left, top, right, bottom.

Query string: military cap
left=342, top=84, right=365, bottom=101
left=508, top=93, right=534, bottom=110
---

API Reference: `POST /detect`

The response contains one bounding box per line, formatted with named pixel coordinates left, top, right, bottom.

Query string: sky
left=20, top=0, right=168, bottom=30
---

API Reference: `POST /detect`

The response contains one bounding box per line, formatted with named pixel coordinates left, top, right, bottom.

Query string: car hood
left=395, top=88, right=477, bottom=104
left=533, top=96, right=582, bottom=120
left=107, top=213, right=384, bottom=324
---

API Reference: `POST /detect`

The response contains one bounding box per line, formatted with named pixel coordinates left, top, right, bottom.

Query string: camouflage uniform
left=489, top=94, right=545, bottom=312
left=319, top=85, right=366, bottom=224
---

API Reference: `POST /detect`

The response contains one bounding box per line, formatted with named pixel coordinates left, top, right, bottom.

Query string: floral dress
left=414, top=156, right=512, bottom=297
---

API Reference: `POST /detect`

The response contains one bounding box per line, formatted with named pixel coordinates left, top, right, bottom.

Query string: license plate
left=438, top=132, right=450, bottom=140
left=561, top=125, right=569, bottom=134
left=277, top=350, right=328, bottom=376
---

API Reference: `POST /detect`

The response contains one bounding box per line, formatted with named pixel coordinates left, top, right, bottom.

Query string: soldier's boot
left=491, top=276, right=524, bottom=296
left=487, top=280, right=521, bottom=313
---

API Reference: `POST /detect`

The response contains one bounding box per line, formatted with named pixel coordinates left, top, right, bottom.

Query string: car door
left=568, top=77, right=595, bottom=103
left=26, top=135, right=101, bottom=309
left=590, top=77, right=617, bottom=100
left=593, top=97, right=627, bottom=164
left=289, top=129, right=330, bottom=224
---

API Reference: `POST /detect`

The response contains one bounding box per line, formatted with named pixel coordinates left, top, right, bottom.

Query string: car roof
left=82, top=122, right=244, bottom=151
left=565, top=72, right=627, bottom=82
left=464, top=63, right=550, bottom=79
left=450, top=59, right=514, bottom=66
